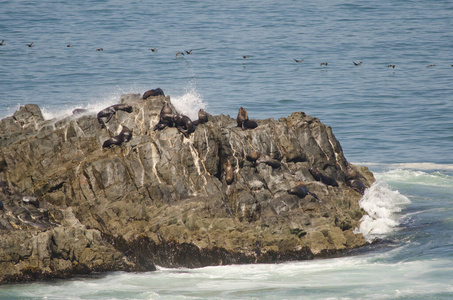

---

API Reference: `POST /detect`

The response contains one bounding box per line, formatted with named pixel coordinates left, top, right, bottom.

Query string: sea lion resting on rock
left=173, top=113, right=195, bottom=134
left=97, top=104, right=133, bottom=127
left=192, top=109, right=208, bottom=126
left=256, top=153, right=281, bottom=169
left=224, top=160, right=234, bottom=185
left=153, top=102, right=175, bottom=131
left=236, top=107, right=258, bottom=131
left=246, top=151, right=281, bottom=169
left=72, top=108, right=87, bottom=115
left=288, top=182, right=318, bottom=199
left=309, top=167, right=338, bottom=187
left=142, top=88, right=165, bottom=100
left=347, top=179, right=366, bottom=195
left=23, top=196, right=39, bottom=208
left=103, top=126, right=132, bottom=148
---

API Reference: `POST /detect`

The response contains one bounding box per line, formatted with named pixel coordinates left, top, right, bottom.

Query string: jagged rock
left=0, top=93, right=374, bottom=283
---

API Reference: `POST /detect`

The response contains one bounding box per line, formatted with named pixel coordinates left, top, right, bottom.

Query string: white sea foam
left=355, top=162, right=453, bottom=171
left=40, top=88, right=134, bottom=121
left=171, top=81, right=207, bottom=121
left=354, top=180, right=411, bottom=243
left=37, top=83, right=207, bottom=123
left=375, top=168, right=453, bottom=188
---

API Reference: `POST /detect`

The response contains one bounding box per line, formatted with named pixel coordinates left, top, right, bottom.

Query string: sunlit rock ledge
left=0, top=93, right=374, bottom=283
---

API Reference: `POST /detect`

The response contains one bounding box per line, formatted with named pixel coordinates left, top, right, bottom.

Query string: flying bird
left=353, top=61, right=362, bottom=66
left=0, top=40, right=5, bottom=46
left=294, top=59, right=304, bottom=63
left=176, top=51, right=184, bottom=57
left=185, top=49, right=193, bottom=54
left=27, top=42, right=34, bottom=47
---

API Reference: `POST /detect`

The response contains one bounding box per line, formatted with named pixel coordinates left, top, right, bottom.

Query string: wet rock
left=0, top=93, right=375, bottom=283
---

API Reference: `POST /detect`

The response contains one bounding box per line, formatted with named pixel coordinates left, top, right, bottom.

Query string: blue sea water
left=1, top=0, right=453, bottom=299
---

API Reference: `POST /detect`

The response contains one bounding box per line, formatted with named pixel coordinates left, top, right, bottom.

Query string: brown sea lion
left=193, top=109, right=208, bottom=126
left=309, top=167, right=338, bottom=187
left=345, top=164, right=357, bottom=180
left=173, top=113, right=195, bottom=134
left=288, top=182, right=318, bottom=199
left=256, top=153, right=281, bottom=169
left=225, top=160, right=234, bottom=185
left=246, top=151, right=261, bottom=162
left=103, top=126, right=132, bottom=148
left=153, top=102, right=174, bottom=131
left=143, top=88, right=165, bottom=99
left=236, top=107, right=258, bottom=130
left=237, top=107, right=248, bottom=128
left=97, top=104, right=133, bottom=127
left=347, top=179, right=366, bottom=195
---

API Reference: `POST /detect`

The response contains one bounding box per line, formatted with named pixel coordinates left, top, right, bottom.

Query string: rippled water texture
left=1, top=0, right=452, bottom=164
left=1, top=1, right=453, bottom=298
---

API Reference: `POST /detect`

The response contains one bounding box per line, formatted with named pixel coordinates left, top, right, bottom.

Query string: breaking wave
left=354, top=180, right=411, bottom=243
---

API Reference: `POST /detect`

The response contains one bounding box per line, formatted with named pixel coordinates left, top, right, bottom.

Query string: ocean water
left=1, top=0, right=453, bottom=299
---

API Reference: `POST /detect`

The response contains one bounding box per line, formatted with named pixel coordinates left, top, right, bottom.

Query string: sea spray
left=171, top=87, right=207, bottom=121
left=354, top=180, right=411, bottom=242
left=40, top=87, right=137, bottom=121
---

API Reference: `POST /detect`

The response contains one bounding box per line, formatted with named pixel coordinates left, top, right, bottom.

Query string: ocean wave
left=375, top=169, right=453, bottom=188
left=354, top=180, right=411, bottom=243
left=356, top=162, right=453, bottom=171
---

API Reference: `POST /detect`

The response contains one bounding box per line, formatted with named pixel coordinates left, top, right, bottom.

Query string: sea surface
left=1, top=0, right=452, bottom=299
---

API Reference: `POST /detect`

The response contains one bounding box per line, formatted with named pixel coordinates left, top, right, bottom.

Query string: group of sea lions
left=96, top=103, right=134, bottom=149
left=153, top=102, right=208, bottom=135
left=92, top=88, right=367, bottom=197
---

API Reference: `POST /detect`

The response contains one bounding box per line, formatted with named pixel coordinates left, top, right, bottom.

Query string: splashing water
left=354, top=180, right=411, bottom=243
left=171, top=81, right=207, bottom=121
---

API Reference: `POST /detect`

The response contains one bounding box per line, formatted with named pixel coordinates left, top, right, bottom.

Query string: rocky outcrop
left=0, top=94, right=374, bottom=283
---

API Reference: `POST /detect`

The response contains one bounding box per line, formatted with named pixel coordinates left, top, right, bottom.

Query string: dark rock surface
left=0, top=94, right=374, bottom=283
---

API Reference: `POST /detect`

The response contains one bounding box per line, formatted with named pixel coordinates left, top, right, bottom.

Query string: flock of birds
left=1, top=39, right=452, bottom=68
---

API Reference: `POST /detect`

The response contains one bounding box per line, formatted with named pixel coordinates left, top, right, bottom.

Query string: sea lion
left=72, top=108, right=87, bottom=115
left=237, top=107, right=248, bottom=127
left=236, top=107, right=258, bottom=130
left=153, top=102, right=174, bottom=131
left=345, top=164, right=357, bottom=180
left=97, top=104, right=133, bottom=127
left=288, top=182, right=318, bottom=199
left=225, top=160, right=234, bottom=185
left=347, top=179, right=366, bottom=195
left=23, top=196, right=39, bottom=208
left=142, top=88, right=165, bottom=99
left=309, top=167, right=338, bottom=187
left=173, top=113, right=195, bottom=134
left=246, top=151, right=261, bottom=162
left=243, top=119, right=258, bottom=130
left=103, top=126, right=132, bottom=148
left=193, top=109, right=208, bottom=126
left=256, top=153, right=281, bottom=169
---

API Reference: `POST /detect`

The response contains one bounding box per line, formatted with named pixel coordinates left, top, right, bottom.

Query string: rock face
left=0, top=94, right=374, bottom=283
